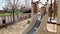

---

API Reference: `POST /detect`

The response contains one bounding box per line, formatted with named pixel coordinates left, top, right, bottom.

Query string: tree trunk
left=13, top=9, right=15, bottom=22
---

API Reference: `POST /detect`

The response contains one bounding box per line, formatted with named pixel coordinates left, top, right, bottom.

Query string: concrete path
left=0, top=19, right=30, bottom=34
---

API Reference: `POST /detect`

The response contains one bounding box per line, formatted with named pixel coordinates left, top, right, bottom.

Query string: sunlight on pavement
left=47, top=23, right=57, bottom=33
left=0, top=19, right=31, bottom=34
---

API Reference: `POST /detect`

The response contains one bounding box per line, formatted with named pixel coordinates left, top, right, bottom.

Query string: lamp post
left=57, top=0, right=60, bottom=34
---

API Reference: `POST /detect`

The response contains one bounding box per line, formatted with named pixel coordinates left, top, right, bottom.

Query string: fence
left=0, top=13, right=31, bottom=26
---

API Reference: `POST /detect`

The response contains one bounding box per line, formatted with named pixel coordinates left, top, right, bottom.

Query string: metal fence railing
left=0, top=13, right=31, bottom=27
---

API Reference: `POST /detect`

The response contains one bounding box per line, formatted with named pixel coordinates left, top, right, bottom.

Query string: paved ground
left=0, top=19, right=30, bottom=34
left=47, top=23, right=57, bottom=32
left=0, top=18, right=57, bottom=34
left=46, top=23, right=57, bottom=34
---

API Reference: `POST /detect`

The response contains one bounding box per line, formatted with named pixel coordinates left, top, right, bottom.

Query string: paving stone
left=0, top=19, right=30, bottom=34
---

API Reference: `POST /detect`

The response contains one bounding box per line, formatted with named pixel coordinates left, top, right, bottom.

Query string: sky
left=0, top=0, right=55, bottom=10
left=0, top=0, right=6, bottom=10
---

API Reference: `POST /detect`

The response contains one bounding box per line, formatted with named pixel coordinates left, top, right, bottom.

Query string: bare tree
left=4, top=0, right=20, bottom=22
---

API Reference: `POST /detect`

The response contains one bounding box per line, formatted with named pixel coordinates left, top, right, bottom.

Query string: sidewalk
left=0, top=19, right=30, bottom=34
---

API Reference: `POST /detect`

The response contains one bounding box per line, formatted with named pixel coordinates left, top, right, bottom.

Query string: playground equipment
left=22, top=0, right=60, bottom=34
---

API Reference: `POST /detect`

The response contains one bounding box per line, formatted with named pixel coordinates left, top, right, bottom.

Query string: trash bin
left=2, top=19, right=6, bottom=24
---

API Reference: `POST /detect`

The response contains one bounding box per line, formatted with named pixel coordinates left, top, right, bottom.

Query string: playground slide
left=27, top=14, right=48, bottom=34
left=36, top=14, right=48, bottom=34
left=22, top=14, right=41, bottom=34
left=22, top=14, right=48, bottom=34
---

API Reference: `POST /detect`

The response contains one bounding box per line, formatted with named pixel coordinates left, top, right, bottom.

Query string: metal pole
left=57, top=0, right=60, bottom=34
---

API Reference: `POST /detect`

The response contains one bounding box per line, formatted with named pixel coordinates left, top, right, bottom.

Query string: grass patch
left=0, top=13, right=11, bottom=17
left=0, top=12, right=23, bottom=17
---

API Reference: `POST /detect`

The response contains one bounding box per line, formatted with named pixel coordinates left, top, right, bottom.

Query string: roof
left=0, top=10, right=5, bottom=13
